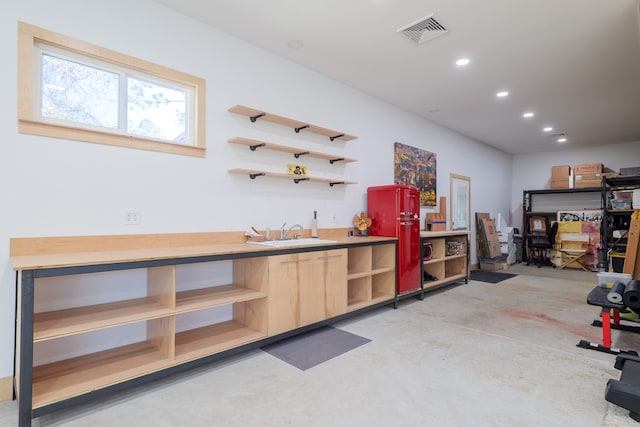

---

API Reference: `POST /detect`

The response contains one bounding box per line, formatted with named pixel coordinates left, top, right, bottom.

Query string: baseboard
left=0, top=376, right=12, bottom=401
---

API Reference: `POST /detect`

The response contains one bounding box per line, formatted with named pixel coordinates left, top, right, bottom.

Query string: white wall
left=511, top=141, right=640, bottom=230
left=0, top=0, right=512, bottom=379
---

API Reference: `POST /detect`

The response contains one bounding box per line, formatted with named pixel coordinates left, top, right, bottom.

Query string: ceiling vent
left=546, top=132, right=567, bottom=138
left=397, top=14, right=448, bottom=44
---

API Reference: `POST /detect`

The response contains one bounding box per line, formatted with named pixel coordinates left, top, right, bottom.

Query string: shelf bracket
left=293, top=177, right=310, bottom=184
left=249, top=143, right=266, bottom=151
left=294, top=124, right=310, bottom=133
left=329, top=158, right=345, bottom=164
left=329, top=181, right=345, bottom=187
left=293, top=151, right=310, bottom=159
left=249, top=172, right=265, bottom=180
left=249, top=112, right=266, bottom=123
left=329, top=133, right=345, bottom=142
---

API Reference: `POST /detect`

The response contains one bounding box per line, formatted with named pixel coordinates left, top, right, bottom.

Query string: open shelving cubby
left=421, top=231, right=469, bottom=292
left=346, top=243, right=396, bottom=311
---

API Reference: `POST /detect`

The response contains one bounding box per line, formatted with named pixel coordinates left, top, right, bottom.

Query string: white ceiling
left=156, top=0, right=640, bottom=154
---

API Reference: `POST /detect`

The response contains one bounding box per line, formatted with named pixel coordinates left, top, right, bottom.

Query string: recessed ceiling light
left=522, top=112, right=535, bottom=118
left=543, top=127, right=553, bottom=132
left=496, top=91, right=509, bottom=98
left=287, top=40, right=304, bottom=49
left=455, top=58, right=470, bottom=66
left=557, top=138, right=567, bottom=143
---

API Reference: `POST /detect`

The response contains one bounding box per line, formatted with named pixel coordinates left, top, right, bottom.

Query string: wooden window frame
left=18, top=21, right=206, bottom=157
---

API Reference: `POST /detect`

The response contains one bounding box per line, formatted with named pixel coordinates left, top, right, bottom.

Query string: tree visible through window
left=41, top=53, right=120, bottom=129
left=19, top=22, right=205, bottom=157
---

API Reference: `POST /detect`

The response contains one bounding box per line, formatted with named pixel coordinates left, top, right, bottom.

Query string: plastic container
left=613, top=190, right=633, bottom=200
left=611, top=199, right=632, bottom=210
left=598, top=271, right=632, bottom=288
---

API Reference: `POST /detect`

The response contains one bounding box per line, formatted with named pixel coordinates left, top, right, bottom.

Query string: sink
left=247, top=238, right=337, bottom=247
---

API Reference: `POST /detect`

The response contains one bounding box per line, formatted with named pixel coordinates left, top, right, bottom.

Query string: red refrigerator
left=367, top=184, right=421, bottom=295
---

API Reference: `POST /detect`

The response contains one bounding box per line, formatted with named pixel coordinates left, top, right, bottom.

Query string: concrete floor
left=1, top=264, right=639, bottom=426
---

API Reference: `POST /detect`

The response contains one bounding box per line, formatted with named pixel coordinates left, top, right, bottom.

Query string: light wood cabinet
left=267, top=249, right=347, bottom=335
left=421, top=231, right=469, bottom=292
left=11, top=236, right=393, bottom=426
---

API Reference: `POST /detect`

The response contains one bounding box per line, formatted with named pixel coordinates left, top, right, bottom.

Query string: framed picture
left=394, top=142, right=437, bottom=206
left=529, top=217, right=547, bottom=232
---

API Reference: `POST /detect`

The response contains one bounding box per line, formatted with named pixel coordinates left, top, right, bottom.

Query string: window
left=18, top=22, right=206, bottom=157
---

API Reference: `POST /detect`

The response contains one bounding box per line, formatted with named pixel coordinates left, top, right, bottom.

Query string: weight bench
left=606, top=354, right=640, bottom=421
left=577, top=286, right=640, bottom=355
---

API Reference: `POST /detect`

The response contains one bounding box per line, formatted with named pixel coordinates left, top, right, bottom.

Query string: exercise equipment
left=606, top=354, right=640, bottom=421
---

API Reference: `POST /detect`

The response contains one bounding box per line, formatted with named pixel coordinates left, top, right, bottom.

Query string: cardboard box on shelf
left=574, top=163, right=603, bottom=175
left=574, top=172, right=620, bottom=188
left=551, top=179, right=570, bottom=189
left=620, top=166, right=640, bottom=176
left=551, top=165, right=571, bottom=179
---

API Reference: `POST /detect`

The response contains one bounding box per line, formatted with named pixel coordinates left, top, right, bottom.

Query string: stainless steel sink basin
left=247, top=238, right=337, bottom=247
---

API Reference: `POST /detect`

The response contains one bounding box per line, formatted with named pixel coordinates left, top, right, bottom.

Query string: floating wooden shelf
left=228, top=105, right=357, bottom=142
left=228, top=168, right=356, bottom=186
left=228, top=137, right=356, bottom=164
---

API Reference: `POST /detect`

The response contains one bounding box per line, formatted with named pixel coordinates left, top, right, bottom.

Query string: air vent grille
left=546, top=132, right=567, bottom=138
left=398, top=14, right=448, bottom=44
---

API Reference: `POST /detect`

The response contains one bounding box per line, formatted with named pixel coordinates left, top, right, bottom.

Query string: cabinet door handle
left=280, top=258, right=312, bottom=265
left=316, top=255, right=343, bottom=260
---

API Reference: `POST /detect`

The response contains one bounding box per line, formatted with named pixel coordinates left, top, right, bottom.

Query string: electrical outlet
left=331, top=214, right=337, bottom=224
left=124, top=209, right=141, bottom=225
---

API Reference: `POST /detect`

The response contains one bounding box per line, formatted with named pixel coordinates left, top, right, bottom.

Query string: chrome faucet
left=279, top=222, right=304, bottom=240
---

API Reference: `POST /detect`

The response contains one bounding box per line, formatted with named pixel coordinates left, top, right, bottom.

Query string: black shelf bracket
left=249, top=112, right=266, bottom=123
left=293, top=177, right=310, bottom=184
left=329, top=158, right=345, bottom=165
left=249, top=143, right=266, bottom=151
left=293, top=151, right=310, bottom=159
left=249, top=172, right=265, bottom=180
left=329, top=181, right=345, bottom=187
left=329, top=133, right=345, bottom=142
left=294, top=124, right=310, bottom=133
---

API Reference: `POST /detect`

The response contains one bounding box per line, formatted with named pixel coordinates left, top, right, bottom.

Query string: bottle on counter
left=311, top=211, right=318, bottom=238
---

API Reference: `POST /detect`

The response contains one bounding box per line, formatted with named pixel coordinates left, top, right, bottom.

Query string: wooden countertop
left=10, top=233, right=395, bottom=271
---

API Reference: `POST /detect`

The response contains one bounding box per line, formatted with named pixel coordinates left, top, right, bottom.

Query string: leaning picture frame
left=450, top=173, right=470, bottom=231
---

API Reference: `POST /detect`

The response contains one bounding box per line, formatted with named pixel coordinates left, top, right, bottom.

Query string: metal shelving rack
left=601, top=176, right=640, bottom=271
left=522, top=187, right=601, bottom=263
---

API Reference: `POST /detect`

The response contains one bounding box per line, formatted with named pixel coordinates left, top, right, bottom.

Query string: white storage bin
left=597, top=272, right=632, bottom=288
